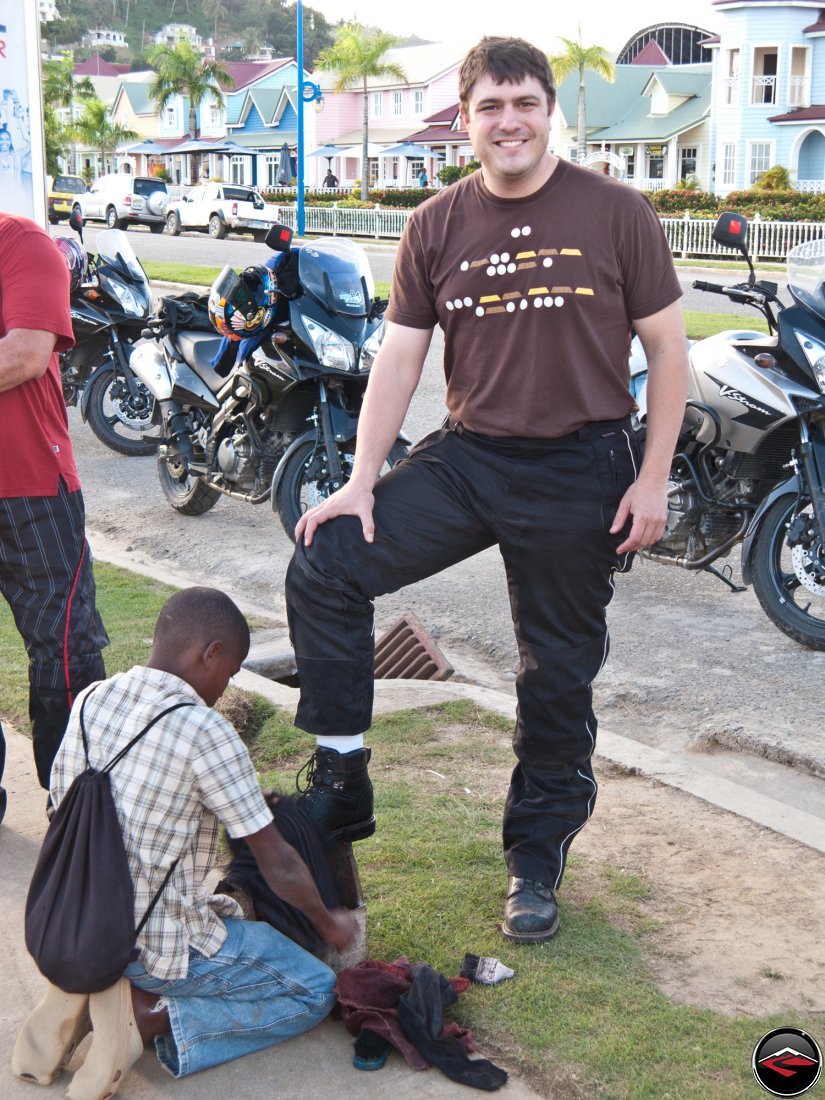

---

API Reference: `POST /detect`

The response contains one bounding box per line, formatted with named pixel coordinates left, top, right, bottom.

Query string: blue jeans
left=125, top=919, right=336, bottom=1078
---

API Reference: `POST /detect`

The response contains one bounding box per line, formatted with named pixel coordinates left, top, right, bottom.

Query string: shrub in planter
left=368, top=187, right=435, bottom=208
left=650, top=189, right=720, bottom=215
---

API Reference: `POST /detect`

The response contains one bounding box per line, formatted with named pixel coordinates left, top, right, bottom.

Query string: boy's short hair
left=459, top=37, right=556, bottom=113
left=154, top=587, right=250, bottom=656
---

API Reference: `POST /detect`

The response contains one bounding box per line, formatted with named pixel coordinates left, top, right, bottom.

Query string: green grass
left=4, top=550, right=814, bottom=1097
left=684, top=309, right=769, bottom=340
left=143, top=260, right=392, bottom=301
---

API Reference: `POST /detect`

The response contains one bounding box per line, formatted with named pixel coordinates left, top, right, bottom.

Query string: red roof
left=631, top=40, right=671, bottom=66
left=768, top=104, right=825, bottom=123
left=74, top=56, right=130, bottom=76
left=403, top=125, right=469, bottom=145
left=803, top=19, right=825, bottom=33
left=221, top=59, right=293, bottom=91
left=422, top=104, right=460, bottom=124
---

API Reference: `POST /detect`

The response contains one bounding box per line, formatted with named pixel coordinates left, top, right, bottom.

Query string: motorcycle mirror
left=264, top=223, right=293, bottom=252
left=712, top=211, right=749, bottom=251
left=69, top=207, right=84, bottom=242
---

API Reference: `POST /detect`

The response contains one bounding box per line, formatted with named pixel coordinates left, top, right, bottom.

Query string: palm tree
left=43, top=51, right=95, bottom=174
left=147, top=40, right=233, bottom=182
left=71, top=98, right=139, bottom=176
left=203, top=0, right=228, bottom=49
left=315, top=24, right=407, bottom=201
left=550, top=35, right=615, bottom=167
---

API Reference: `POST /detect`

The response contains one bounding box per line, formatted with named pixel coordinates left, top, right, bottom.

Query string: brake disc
left=791, top=542, right=825, bottom=596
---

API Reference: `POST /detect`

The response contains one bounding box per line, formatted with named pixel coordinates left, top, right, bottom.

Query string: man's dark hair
left=154, top=587, right=250, bottom=656
left=459, top=37, right=556, bottom=113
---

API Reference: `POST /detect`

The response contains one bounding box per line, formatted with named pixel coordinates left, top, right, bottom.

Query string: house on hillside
left=312, top=43, right=462, bottom=188
left=709, top=0, right=825, bottom=194
left=153, top=24, right=204, bottom=52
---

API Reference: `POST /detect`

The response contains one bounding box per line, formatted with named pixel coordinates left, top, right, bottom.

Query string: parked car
left=164, top=183, right=280, bottom=240
left=47, top=174, right=88, bottom=224
left=74, top=174, right=169, bottom=233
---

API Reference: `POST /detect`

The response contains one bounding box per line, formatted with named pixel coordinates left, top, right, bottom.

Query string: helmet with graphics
left=208, top=264, right=278, bottom=342
left=54, top=236, right=87, bottom=291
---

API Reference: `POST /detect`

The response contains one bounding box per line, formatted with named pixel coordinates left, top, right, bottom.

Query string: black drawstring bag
left=24, top=692, right=193, bottom=994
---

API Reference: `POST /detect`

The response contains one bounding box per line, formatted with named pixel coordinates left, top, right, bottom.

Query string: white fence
left=661, top=212, right=825, bottom=261
left=273, top=203, right=414, bottom=240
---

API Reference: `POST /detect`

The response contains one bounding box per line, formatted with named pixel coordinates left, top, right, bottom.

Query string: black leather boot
left=502, top=877, right=560, bottom=943
left=297, top=746, right=375, bottom=841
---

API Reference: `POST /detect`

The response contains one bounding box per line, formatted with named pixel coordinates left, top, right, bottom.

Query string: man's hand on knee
left=296, top=482, right=376, bottom=547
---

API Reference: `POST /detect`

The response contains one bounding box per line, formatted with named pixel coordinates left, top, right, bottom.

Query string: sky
left=309, top=0, right=721, bottom=55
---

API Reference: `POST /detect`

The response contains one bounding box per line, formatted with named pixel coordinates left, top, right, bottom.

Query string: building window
left=392, top=91, right=402, bottom=115
left=265, top=155, right=279, bottom=187
left=165, top=106, right=176, bottom=127
left=372, top=93, right=383, bottom=118
left=722, top=143, right=736, bottom=187
left=751, top=46, right=778, bottom=105
left=230, top=155, right=245, bottom=184
left=789, top=46, right=809, bottom=108
left=679, top=147, right=697, bottom=181
left=724, top=49, right=739, bottom=106
left=209, top=103, right=219, bottom=126
left=414, top=90, right=424, bottom=113
left=749, top=142, right=772, bottom=185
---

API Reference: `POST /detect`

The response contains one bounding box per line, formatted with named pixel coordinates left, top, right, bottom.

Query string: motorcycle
left=61, top=210, right=159, bottom=456
left=634, top=210, right=825, bottom=650
left=129, top=223, right=409, bottom=540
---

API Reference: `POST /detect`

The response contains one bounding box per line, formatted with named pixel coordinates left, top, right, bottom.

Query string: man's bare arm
left=243, top=822, right=357, bottom=950
left=296, top=320, right=433, bottom=546
left=610, top=300, right=688, bottom=553
left=0, top=329, right=58, bottom=394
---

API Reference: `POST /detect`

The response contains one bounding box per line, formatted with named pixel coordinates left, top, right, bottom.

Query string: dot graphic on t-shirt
left=486, top=265, right=496, bottom=276
left=533, top=298, right=543, bottom=309
left=520, top=299, right=529, bottom=310
left=511, top=227, right=521, bottom=238
left=500, top=252, right=510, bottom=263
left=463, top=296, right=473, bottom=307
left=491, top=253, right=500, bottom=264
left=543, top=257, right=553, bottom=268
left=507, top=263, right=516, bottom=273
left=454, top=298, right=463, bottom=309
left=555, top=296, right=565, bottom=307
left=475, top=306, right=485, bottom=317
left=497, top=264, right=506, bottom=275
left=544, top=296, right=553, bottom=307
left=506, top=301, right=516, bottom=313
left=445, top=301, right=454, bottom=310
left=460, top=261, right=469, bottom=271
left=522, top=226, right=532, bottom=236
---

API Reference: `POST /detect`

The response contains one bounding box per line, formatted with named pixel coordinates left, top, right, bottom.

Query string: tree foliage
left=550, top=37, right=615, bottom=165
left=315, top=24, right=406, bottom=201
left=70, top=97, right=139, bottom=174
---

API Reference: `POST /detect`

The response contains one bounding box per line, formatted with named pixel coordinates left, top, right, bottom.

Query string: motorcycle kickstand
left=702, top=563, right=747, bottom=593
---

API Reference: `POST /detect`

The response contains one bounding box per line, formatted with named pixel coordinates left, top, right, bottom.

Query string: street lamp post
left=296, top=0, right=323, bottom=237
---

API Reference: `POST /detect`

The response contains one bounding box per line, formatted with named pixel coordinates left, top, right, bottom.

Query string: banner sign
left=0, top=1, right=46, bottom=224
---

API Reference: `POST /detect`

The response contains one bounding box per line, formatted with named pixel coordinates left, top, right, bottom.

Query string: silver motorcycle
left=635, top=211, right=825, bottom=649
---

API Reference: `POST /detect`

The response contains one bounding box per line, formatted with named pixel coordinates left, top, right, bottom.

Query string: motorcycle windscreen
left=298, top=238, right=375, bottom=317
left=787, top=238, right=825, bottom=321
left=96, top=229, right=149, bottom=286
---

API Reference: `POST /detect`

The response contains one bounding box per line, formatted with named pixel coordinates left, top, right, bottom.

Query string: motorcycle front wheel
left=85, top=370, right=161, bottom=457
left=157, top=454, right=222, bottom=516
left=751, top=496, right=825, bottom=650
left=276, top=438, right=409, bottom=542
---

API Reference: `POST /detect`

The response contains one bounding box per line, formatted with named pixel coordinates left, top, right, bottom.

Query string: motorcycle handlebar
left=692, top=280, right=726, bottom=293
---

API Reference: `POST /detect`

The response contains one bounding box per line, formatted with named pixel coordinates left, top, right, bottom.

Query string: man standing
left=0, top=212, right=108, bottom=818
left=285, top=37, right=688, bottom=942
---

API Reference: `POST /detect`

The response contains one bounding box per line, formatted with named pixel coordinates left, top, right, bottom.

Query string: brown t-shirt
left=385, top=160, right=682, bottom=438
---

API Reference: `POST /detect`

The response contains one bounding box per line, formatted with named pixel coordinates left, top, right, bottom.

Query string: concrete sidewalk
left=0, top=727, right=541, bottom=1100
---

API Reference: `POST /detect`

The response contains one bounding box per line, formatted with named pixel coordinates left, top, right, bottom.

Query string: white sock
left=315, top=734, right=365, bottom=753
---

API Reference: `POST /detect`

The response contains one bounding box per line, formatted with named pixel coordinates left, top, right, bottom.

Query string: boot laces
left=295, top=751, right=319, bottom=795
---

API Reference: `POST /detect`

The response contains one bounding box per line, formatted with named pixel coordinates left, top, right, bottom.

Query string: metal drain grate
left=374, top=613, right=454, bottom=681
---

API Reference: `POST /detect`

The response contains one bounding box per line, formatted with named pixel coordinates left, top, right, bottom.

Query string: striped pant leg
left=0, top=483, right=108, bottom=788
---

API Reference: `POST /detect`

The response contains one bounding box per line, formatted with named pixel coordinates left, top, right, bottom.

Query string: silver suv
left=75, top=174, right=169, bottom=232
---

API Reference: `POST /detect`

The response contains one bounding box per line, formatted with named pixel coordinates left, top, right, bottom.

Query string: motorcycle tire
left=85, top=370, right=161, bottom=457
left=276, top=438, right=409, bottom=542
left=157, top=454, right=222, bottom=516
left=750, top=496, right=825, bottom=651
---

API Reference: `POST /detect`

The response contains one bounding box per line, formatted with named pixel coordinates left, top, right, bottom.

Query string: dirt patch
left=574, top=764, right=825, bottom=1015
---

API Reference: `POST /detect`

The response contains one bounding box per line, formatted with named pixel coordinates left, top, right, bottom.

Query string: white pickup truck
left=164, top=183, right=279, bottom=241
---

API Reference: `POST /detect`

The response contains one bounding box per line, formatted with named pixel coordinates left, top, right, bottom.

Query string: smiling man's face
left=461, top=74, right=555, bottom=198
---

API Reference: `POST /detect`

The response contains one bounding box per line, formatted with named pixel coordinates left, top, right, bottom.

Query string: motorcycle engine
left=217, top=432, right=256, bottom=488
left=654, top=480, right=702, bottom=556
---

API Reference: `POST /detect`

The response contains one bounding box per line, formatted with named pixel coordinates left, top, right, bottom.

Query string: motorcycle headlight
left=300, top=315, right=355, bottom=372
left=794, top=328, right=825, bottom=394
left=360, top=322, right=384, bottom=372
left=108, top=281, right=141, bottom=318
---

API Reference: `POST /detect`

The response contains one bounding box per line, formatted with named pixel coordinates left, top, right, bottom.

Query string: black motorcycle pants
left=0, top=481, right=109, bottom=789
left=286, top=421, right=639, bottom=887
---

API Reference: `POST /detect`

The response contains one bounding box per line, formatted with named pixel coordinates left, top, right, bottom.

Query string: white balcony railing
left=788, top=75, right=808, bottom=107
left=752, top=75, right=777, bottom=105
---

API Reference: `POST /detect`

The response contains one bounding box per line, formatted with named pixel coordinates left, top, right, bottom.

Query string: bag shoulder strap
left=79, top=688, right=195, bottom=773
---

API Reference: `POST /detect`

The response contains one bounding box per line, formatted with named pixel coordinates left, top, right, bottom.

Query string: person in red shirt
left=0, top=212, right=108, bottom=820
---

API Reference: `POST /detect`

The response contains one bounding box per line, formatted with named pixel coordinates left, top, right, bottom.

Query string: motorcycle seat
left=176, top=331, right=228, bottom=393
